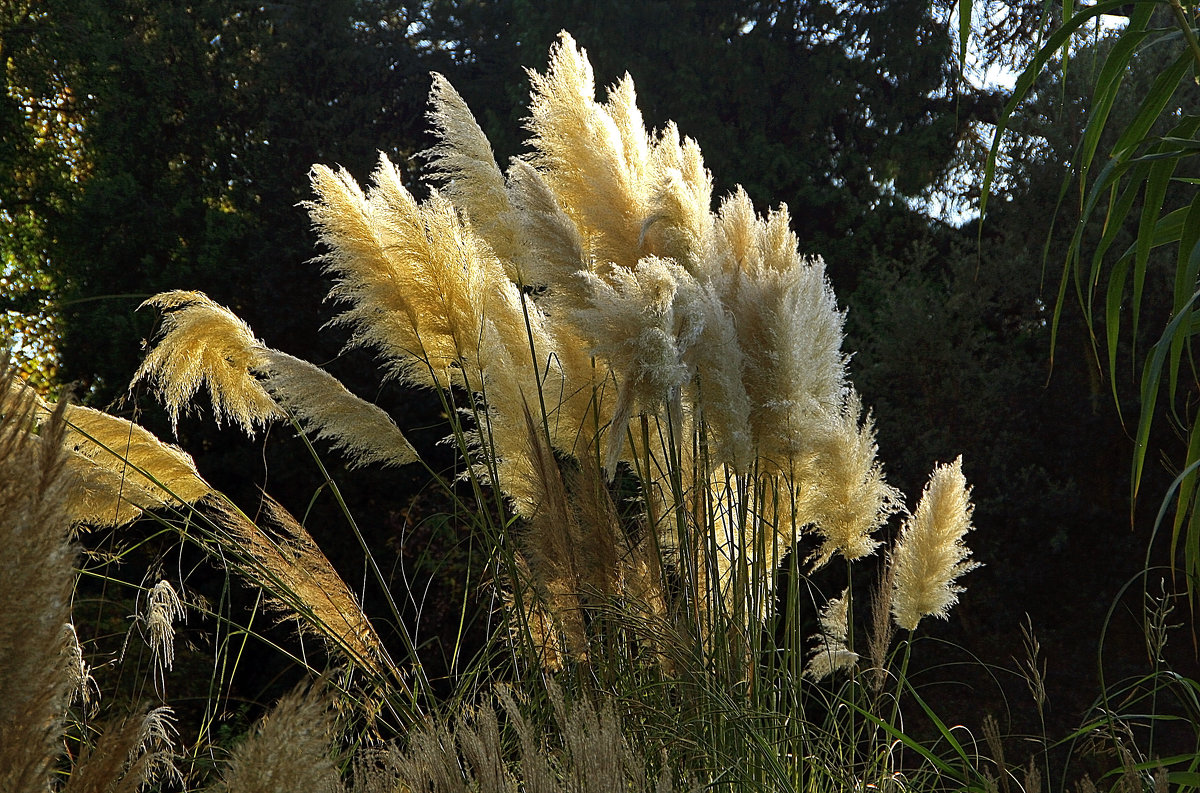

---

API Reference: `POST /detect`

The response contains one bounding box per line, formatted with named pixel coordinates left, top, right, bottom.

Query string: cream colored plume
left=805, top=589, right=859, bottom=680
left=684, top=289, right=752, bottom=471
left=7, top=372, right=213, bottom=527
left=891, top=456, right=979, bottom=631
left=505, top=158, right=586, bottom=297
left=133, top=291, right=282, bottom=433
left=714, top=196, right=849, bottom=469
left=426, top=72, right=526, bottom=278
left=134, top=290, right=421, bottom=472
left=256, top=349, right=418, bottom=468
left=526, top=32, right=650, bottom=270
left=801, top=395, right=902, bottom=567
left=644, top=122, right=713, bottom=276
left=59, top=402, right=212, bottom=524
left=312, top=156, right=524, bottom=392
left=571, top=256, right=704, bottom=474
left=310, top=150, right=607, bottom=511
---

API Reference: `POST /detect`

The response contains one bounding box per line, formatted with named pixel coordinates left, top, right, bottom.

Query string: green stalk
left=1167, top=0, right=1200, bottom=71
left=889, top=632, right=913, bottom=731
left=287, top=415, right=430, bottom=714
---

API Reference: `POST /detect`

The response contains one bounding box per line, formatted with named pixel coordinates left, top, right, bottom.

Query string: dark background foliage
left=2, top=0, right=1193, bottom=770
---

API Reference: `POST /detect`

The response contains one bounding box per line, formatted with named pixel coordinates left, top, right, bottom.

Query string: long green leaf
left=846, top=702, right=968, bottom=783
left=1133, top=117, right=1200, bottom=350
left=958, top=0, right=971, bottom=67
left=1105, top=244, right=1133, bottom=411
left=1171, top=407, right=1200, bottom=578
left=1077, top=30, right=1152, bottom=188
left=1133, top=288, right=1200, bottom=500
left=1109, top=50, right=1192, bottom=158
left=978, top=0, right=1145, bottom=220
left=1166, top=196, right=1200, bottom=409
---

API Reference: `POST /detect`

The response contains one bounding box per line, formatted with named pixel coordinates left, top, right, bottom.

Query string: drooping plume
left=133, top=291, right=282, bottom=434
left=132, top=290, right=420, bottom=473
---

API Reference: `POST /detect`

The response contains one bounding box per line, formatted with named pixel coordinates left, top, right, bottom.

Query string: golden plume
left=133, top=291, right=282, bottom=433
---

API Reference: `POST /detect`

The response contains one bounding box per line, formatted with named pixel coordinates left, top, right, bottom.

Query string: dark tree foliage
left=3, top=0, right=1004, bottom=399
left=844, top=31, right=1199, bottom=753
left=9, top=1, right=430, bottom=402
left=422, top=0, right=1005, bottom=285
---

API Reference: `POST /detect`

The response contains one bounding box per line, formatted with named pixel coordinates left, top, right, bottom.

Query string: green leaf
left=1133, top=119, right=1200, bottom=346
left=1169, top=771, right=1200, bottom=787
left=1105, top=245, right=1132, bottom=410
left=1166, top=197, right=1200, bottom=408
left=978, top=0, right=1142, bottom=220
left=1133, top=288, right=1200, bottom=500
left=1170, top=408, right=1200, bottom=581
left=1077, top=30, right=1152, bottom=187
left=1109, top=50, right=1193, bottom=159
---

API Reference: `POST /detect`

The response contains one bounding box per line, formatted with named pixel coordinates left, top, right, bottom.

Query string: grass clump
left=1, top=29, right=1192, bottom=793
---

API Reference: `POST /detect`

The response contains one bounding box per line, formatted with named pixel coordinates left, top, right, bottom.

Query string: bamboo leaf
left=1077, top=30, right=1152, bottom=187
left=1166, top=197, right=1200, bottom=408
left=1105, top=248, right=1132, bottom=411
left=958, top=0, right=972, bottom=66
left=1170, top=408, right=1200, bottom=574
left=1133, top=289, right=1200, bottom=500
left=979, top=0, right=1142, bottom=220
left=1109, top=50, right=1192, bottom=158
left=1133, top=120, right=1200, bottom=347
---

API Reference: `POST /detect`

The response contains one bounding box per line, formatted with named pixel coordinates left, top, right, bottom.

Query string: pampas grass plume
left=133, top=291, right=282, bottom=433
left=805, top=589, right=859, bottom=680
left=891, top=456, right=979, bottom=631
left=256, top=349, right=419, bottom=469
left=144, top=579, right=185, bottom=676
left=0, top=365, right=77, bottom=792
left=207, top=495, right=400, bottom=687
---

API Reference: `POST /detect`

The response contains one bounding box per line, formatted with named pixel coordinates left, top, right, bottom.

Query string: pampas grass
left=205, top=494, right=404, bottom=691
left=0, top=363, right=79, bottom=792
left=213, top=686, right=342, bottom=793
left=891, top=456, right=978, bottom=631
left=133, top=291, right=283, bottom=434
left=0, top=365, right=183, bottom=792
left=0, top=30, right=1013, bottom=793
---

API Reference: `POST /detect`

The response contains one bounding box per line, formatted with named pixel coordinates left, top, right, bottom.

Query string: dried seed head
left=144, top=579, right=185, bottom=674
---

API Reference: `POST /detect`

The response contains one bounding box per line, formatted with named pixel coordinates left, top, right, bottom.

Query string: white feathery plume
left=891, top=456, right=979, bottom=631
left=805, top=589, right=860, bottom=680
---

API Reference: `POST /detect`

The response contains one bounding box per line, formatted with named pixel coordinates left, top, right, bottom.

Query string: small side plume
left=804, top=589, right=859, bottom=680
left=890, top=456, right=979, bottom=632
